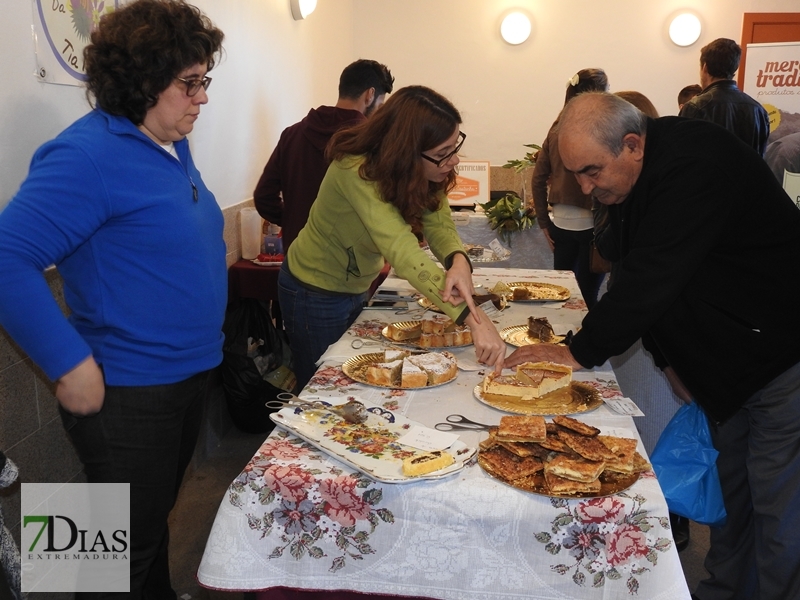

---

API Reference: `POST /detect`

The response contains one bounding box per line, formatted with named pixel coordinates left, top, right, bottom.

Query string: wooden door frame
left=739, top=13, right=800, bottom=89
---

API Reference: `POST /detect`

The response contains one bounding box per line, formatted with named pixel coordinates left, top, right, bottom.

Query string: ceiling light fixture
left=669, top=13, right=702, bottom=47
left=500, top=11, right=531, bottom=45
left=290, top=0, right=317, bottom=21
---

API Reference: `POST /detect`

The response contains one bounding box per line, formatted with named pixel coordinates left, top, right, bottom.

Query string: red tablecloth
left=227, top=260, right=390, bottom=303
left=228, top=259, right=281, bottom=302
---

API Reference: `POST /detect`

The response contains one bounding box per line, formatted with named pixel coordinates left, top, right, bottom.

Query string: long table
left=198, top=268, right=691, bottom=600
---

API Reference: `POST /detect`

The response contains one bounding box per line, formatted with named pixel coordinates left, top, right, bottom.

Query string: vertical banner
left=742, top=41, right=800, bottom=141
left=31, top=0, right=118, bottom=86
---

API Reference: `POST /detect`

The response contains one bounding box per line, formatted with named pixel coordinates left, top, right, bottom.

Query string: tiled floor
left=168, top=424, right=711, bottom=600
left=169, top=425, right=266, bottom=600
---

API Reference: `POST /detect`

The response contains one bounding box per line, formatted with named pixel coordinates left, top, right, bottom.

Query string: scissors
left=350, top=338, right=383, bottom=349
left=265, top=392, right=324, bottom=411
left=394, top=306, right=425, bottom=317
left=434, top=414, right=494, bottom=432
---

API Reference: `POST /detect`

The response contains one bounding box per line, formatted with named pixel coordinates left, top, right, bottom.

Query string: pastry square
left=544, top=453, right=605, bottom=483
left=552, top=415, right=600, bottom=437
left=402, top=450, right=455, bottom=476
left=497, top=415, right=547, bottom=443
left=544, top=471, right=602, bottom=495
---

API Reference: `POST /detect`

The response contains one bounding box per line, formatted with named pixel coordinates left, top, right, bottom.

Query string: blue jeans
left=60, top=369, right=211, bottom=599
left=278, top=262, right=367, bottom=391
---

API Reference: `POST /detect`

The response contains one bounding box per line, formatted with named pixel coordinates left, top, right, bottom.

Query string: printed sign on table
left=448, top=160, right=490, bottom=207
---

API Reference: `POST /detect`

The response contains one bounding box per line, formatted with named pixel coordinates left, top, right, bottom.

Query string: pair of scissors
left=434, top=414, right=494, bottom=432
left=265, top=392, right=324, bottom=411
left=351, top=338, right=383, bottom=349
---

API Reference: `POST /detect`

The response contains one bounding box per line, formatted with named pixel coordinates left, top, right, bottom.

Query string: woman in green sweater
left=278, top=85, right=506, bottom=390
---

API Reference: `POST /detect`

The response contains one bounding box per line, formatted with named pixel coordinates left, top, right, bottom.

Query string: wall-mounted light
left=290, top=0, right=317, bottom=21
left=669, top=13, right=701, bottom=47
left=500, top=11, right=531, bottom=45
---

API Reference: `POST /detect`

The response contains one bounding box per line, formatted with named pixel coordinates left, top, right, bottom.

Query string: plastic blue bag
left=650, top=401, right=727, bottom=527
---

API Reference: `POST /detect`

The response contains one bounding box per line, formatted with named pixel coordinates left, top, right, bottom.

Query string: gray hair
left=558, top=91, right=648, bottom=156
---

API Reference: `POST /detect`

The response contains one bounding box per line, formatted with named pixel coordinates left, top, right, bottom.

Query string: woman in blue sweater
left=0, top=1, right=225, bottom=596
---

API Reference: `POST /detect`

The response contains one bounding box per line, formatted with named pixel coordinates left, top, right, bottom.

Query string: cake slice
left=512, top=287, right=533, bottom=301
left=400, top=357, right=428, bottom=388
left=402, top=450, right=455, bottom=476
left=365, top=359, right=402, bottom=387
left=407, top=352, right=457, bottom=385
left=528, top=316, right=556, bottom=342
left=483, top=373, right=540, bottom=401
left=421, top=313, right=451, bottom=335
left=515, top=362, right=572, bottom=396
left=384, top=349, right=409, bottom=362
left=385, top=321, right=421, bottom=341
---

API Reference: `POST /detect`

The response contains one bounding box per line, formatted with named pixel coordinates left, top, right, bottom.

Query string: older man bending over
left=506, top=92, right=800, bottom=600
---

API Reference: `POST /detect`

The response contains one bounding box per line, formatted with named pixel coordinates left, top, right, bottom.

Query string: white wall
left=352, top=0, right=799, bottom=165
left=1, top=0, right=797, bottom=211
left=0, top=0, right=355, bottom=210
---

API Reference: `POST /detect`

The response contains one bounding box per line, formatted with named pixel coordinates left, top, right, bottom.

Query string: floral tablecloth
left=198, top=269, right=691, bottom=600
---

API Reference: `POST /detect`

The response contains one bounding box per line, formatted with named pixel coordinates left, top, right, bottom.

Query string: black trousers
left=548, top=223, right=604, bottom=309
left=695, top=361, right=800, bottom=600
left=60, top=370, right=210, bottom=599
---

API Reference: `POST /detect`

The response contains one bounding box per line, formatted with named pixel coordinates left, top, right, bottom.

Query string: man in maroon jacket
left=254, top=59, right=394, bottom=252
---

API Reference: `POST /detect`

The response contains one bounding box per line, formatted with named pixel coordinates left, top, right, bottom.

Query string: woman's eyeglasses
left=175, top=76, right=212, bottom=97
left=421, top=131, right=466, bottom=167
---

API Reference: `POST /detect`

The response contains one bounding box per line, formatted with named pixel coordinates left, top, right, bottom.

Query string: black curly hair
left=84, top=0, right=224, bottom=125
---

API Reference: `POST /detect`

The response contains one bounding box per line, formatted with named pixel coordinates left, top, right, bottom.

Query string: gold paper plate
left=477, top=454, right=640, bottom=498
left=381, top=323, right=473, bottom=349
left=343, top=352, right=458, bottom=389
left=507, top=281, right=571, bottom=302
left=500, top=324, right=565, bottom=347
left=473, top=382, right=602, bottom=416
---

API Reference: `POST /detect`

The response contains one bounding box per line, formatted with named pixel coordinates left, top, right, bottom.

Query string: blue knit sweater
left=0, top=109, right=226, bottom=385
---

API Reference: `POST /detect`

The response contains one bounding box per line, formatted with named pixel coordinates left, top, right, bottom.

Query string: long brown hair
left=327, top=85, right=461, bottom=233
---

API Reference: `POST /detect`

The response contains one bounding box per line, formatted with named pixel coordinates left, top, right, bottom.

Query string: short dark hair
left=84, top=0, right=224, bottom=125
left=678, top=84, right=702, bottom=106
left=564, top=68, right=609, bottom=105
left=338, top=59, right=395, bottom=100
left=700, top=38, right=741, bottom=80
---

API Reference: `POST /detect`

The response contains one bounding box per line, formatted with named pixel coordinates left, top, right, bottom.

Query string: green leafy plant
left=502, top=143, right=542, bottom=172
left=479, top=192, right=535, bottom=246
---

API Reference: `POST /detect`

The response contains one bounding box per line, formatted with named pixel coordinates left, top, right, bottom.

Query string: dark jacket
left=253, top=106, right=365, bottom=251
left=569, top=117, right=800, bottom=423
left=679, top=80, right=770, bottom=156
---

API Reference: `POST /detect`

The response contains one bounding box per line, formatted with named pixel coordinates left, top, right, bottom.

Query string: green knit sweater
left=286, top=156, right=470, bottom=323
